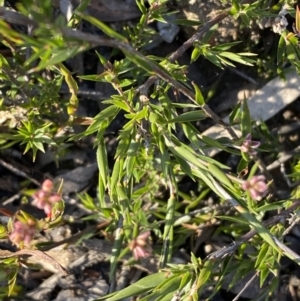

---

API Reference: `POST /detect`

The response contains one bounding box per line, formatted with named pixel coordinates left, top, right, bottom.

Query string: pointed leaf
left=255, top=243, right=270, bottom=268
left=207, top=163, right=235, bottom=191
left=197, top=259, right=214, bottom=295
left=191, top=47, right=201, bottom=62
left=102, top=273, right=167, bottom=301
left=97, top=141, right=108, bottom=188
left=136, top=0, right=147, bottom=14
left=241, top=98, right=251, bottom=136
left=168, top=110, right=206, bottom=123
left=192, top=82, right=205, bottom=105
left=260, top=268, right=270, bottom=287
left=77, top=12, right=127, bottom=41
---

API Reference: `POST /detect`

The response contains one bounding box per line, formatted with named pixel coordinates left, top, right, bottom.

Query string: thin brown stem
left=168, top=12, right=228, bottom=63
left=207, top=200, right=300, bottom=260
left=0, top=7, right=237, bottom=139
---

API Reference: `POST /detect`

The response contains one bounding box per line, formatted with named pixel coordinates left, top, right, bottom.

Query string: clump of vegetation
left=0, top=0, right=300, bottom=300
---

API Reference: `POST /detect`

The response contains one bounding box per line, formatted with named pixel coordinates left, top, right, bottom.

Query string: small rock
left=55, top=163, right=97, bottom=195
left=157, top=15, right=180, bottom=43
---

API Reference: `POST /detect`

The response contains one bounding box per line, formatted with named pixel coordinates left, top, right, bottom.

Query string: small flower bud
left=241, top=175, right=268, bottom=201
left=128, top=231, right=152, bottom=260
left=9, top=220, right=37, bottom=247
left=41, top=179, right=54, bottom=192
left=240, top=134, right=260, bottom=156
left=32, top=180, right=61, bottom=217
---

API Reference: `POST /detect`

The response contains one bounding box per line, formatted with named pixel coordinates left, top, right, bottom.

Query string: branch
left=0, top=248, right=68, bottom=275
left=207, top=200, right=300, bottom=261
left=0, top=6, right=238, bottom=139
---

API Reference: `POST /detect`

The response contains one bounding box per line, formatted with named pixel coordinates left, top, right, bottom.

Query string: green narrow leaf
left=125, top=107, right=148, bottom=121
left=77, top=12, right=127, bottom=41
left=8, top=270, right=17, bottom=296
left=191, top=47, right=201, bottom=62
left=110, top=99, right=132, bottom=112
left=240, top=13, right=250, bottom=26
left=240, top=210, right=279, bottom=252
left=179, top=272, right=193, bottom=291
left=115, top=133, right=131, bottom=158
left=192, top=82, right=205, bottom=105
left=160, top=193, right=177, bottom=266
left=149, top=274, right=182, bottom=301
left=229, top=0, right=240, bottom=16
left=94, top=105, right=120, bottom=121
left=136, top=0, right=147, bottom=14
left=86, top=105, right=120, bottom=134
left=110, top=157, right=121, bottom=192
left=37, top=46, right=84, bottom=70
left=229, top=102, right=241, bottom=124
left=216, top=215, right=249, bottom=225
left=241, top=98, right=251, bottom=136
left=286, top=42, right=297, bottom=60
left=256, top=202, right=285, bottom=213
left=207, top=163, right=235, bottom=191
left=197, top=259, right=214, bottom=295
left=24, top=47, right=50, bottom=67
left=160, top=150, right=170, bottom=183
left=168, top=110, right=206, bottom=123
left=97, top=140, right=108, bottom=188
left=173, top=154, right=194, bottom=180
left=213, top=41, right=241, bottom=51
left=200, top=135, right=238, bottom=154
left=170, top=144, right=204, bottom=169
left=202, top=24, right=218, bottom=44
left=103, top=273, right=167, bottom=301
left=219, top=52, right=255, bottom=66
left=124, top=49, right=151, bottom=71
left=58, top=63, right=79, bottom=118
left=255, top=243, right=269, bottom=268
left=216, top=54, right=236, bottom=67
left=98, top=178, right=106, bottom=209
left=205, top=51, right=223, bottom=69
left=122, top=49, right=162, bottom=75
left=182, top=123, right=203, bottom=150
left=259, top=267, right=270, bottom=287
left=34, top=141, right=45, bottom=152
left=125, top=155, right=136, bottom=179
left=95, top=50, right=108, bottom=65
left=248, top=161, right=259, bottom=179
left=229, top=260, right=252, bottom=291
left=191, top=168, right=223, bottom=198
left=237, top=157, right=248, bottom=174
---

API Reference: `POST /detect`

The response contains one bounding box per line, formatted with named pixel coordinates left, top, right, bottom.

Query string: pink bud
left=32, top=180, right=61, bottom=217
left=9, top=220, right=37, bottom=246
left=129, top=231, right=152, bottom=260
left=242, top=175, right=268, bottom=201
left=240, top=134, right=260, bottom=156
left=48, top=194, right=62, bottom=203
left=42, top=179, right=54, bottom=192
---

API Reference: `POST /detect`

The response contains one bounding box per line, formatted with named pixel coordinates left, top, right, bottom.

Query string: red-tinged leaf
left=0, top=207, right=14, bottom=217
